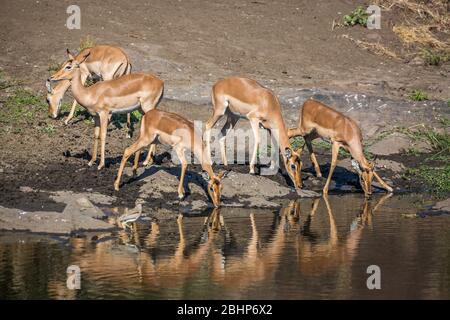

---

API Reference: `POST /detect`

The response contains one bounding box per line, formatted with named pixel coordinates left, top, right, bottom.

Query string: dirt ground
left=0, top=0, right=448, bottom=99
left=0, top=0, right=449, bottom=216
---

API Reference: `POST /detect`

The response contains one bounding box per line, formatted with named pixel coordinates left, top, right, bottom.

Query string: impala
left=48, top=51, right=164, bottom=170
left=46, top=45, right=132, bottom=130
left=288, top=99, right=393, bottom=196
left=114, top=109, right=226, bottom=207
left=205, top=77, right=302, bottom=188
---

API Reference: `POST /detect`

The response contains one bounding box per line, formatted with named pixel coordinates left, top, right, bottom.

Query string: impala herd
left=46, top=44, right=393, bottom=207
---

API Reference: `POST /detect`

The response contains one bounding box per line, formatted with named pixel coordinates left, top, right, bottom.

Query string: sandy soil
left=0, top=0, right=448, bottom=100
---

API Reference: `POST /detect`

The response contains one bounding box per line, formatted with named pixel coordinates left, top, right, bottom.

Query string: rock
left=137, top=167, right=295, bottom=208
left=375, top=159, right=405, bottom=173
left=222, top=171, right=291, bottom=198
left=179, top=199, right=210, bottom=212
left=50, top=191, right=116, bottom=206
left=433, top=199, right=450, bottom=212
left=368, top=133, right=412, bottom=155
left=296, top=189, right=320, bottom=197
left=61, top=197, right=107, bottom=219
left=19, top=186, right=35, bottom=193
left=0, top=205, right=114, bottom=234
left=369, top=132, right=431, bottom=156
left=408, top=56, right=425, bottom=66
left=137, top=166, right=205, bottom=199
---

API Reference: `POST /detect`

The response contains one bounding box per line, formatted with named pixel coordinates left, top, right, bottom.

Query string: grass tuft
left=78, top=36, right=96, bottom=51
left=341, top=35, right=399, bottom=59
left=343, top=6, right=369, bottom=27
left=409, top=89, right=428, bottom=101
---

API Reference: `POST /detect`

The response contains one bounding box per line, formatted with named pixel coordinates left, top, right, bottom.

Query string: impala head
left=48, top=49, right=89, bottom=82
left=202, top=171, right=227, bottom=207
left=352, top=159, right=374, bottom=197
left=46, top=49, right=90, bottom=118
left=284, top=147, right=302, bottom=189
left=46, top=80, right=70, bottom=119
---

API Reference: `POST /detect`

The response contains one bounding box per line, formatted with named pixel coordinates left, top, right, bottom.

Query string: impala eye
left=65, top=65, right=72, bottom=70
left=291, top=164, right=296, bottom=170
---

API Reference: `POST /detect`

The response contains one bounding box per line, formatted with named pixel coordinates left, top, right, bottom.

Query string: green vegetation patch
left=343, top=6, right=369, bottom=27
left=409, top=90, right=428, bottom=101
left=0, top=88, right=47, bottom=124
left=400, top=125, right=450, bottom=196
left=404, top=165, right=450, bottom=196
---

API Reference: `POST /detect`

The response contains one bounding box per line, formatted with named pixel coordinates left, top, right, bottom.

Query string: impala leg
left=305, top=134, right=322, bottom=178
left=218, top=114, right=239, bottom=166
left=126, top=113, right=132, bottom=138
left=249, top=120, right=260, bottom=174
left=64, top=100, right=78, bottom=125
left=373, top=171, right=394, bottom=192
left=323, top=141, right=340, bottom=194
left=205, top=113, right=223, bottom=161
left=133, top=149, right=141, bottom=175
left=114, top=134, right=154, bottom=191
left=97, top=112, right=109, bottom=170
left=175, top=148, right=188, bottom=199
left=143, top=144, right=156, bottom=166
left=88, top=116, right=100, bottom=167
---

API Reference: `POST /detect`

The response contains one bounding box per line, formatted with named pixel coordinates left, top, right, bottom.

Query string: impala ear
left=66, top=48, right=75, bottom=60
left=45, top=80, right=53, bottom=94
left=201, top=171, right=210, bottom=181
left=217, top=170, right=229, bottom=180
left=284, top=148, right=292, bottom=159
left=79, top=51, right=90, bottom=63
left=73, top=52, right=90, bottom=68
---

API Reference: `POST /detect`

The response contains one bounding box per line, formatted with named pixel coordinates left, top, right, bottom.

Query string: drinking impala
left=205, top=77, right=302, bottom=188
left=114, top=109, right=226, bottom=207
left=288, top=99, right=393, bottom=196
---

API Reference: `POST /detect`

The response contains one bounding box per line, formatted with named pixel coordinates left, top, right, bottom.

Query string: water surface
left=1, top=194, right=449, bottom=299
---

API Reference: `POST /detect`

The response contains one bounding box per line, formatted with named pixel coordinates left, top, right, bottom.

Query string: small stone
left=19, top=186, right=34, bottom=193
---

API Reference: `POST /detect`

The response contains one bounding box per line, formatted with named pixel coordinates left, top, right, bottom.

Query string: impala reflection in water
left=1, top=194, right=450, bottom=299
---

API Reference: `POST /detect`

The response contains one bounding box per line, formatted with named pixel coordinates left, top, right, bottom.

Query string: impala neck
left=270, top=114, right=292, bottom=154
left=70, top=68, right=89, bottom=107
left=195, top=140, right=216, bottom=179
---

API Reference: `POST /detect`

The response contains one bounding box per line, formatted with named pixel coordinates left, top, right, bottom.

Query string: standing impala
left=205, top=77, right=302, bottom=188
left=114, top=109, right=226, bottom=207
left=46, top=45, right=132, bottom=130
left=48, top=51, right=164, bottom=170
left=288, top=99, right=393, bottom=196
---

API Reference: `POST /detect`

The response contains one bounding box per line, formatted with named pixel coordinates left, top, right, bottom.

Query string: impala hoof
left=97, top=164, right=104, bottom=171
left=114, top=183, right=120, bottom=191
left=143, top=159, right=153, bottom=167
left=88, top=161, right=95, bottom=167
left=178, top=194, right=185, bottom=200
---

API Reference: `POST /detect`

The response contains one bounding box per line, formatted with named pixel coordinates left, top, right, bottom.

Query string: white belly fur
left=111, top=103, right=141, bottom=114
